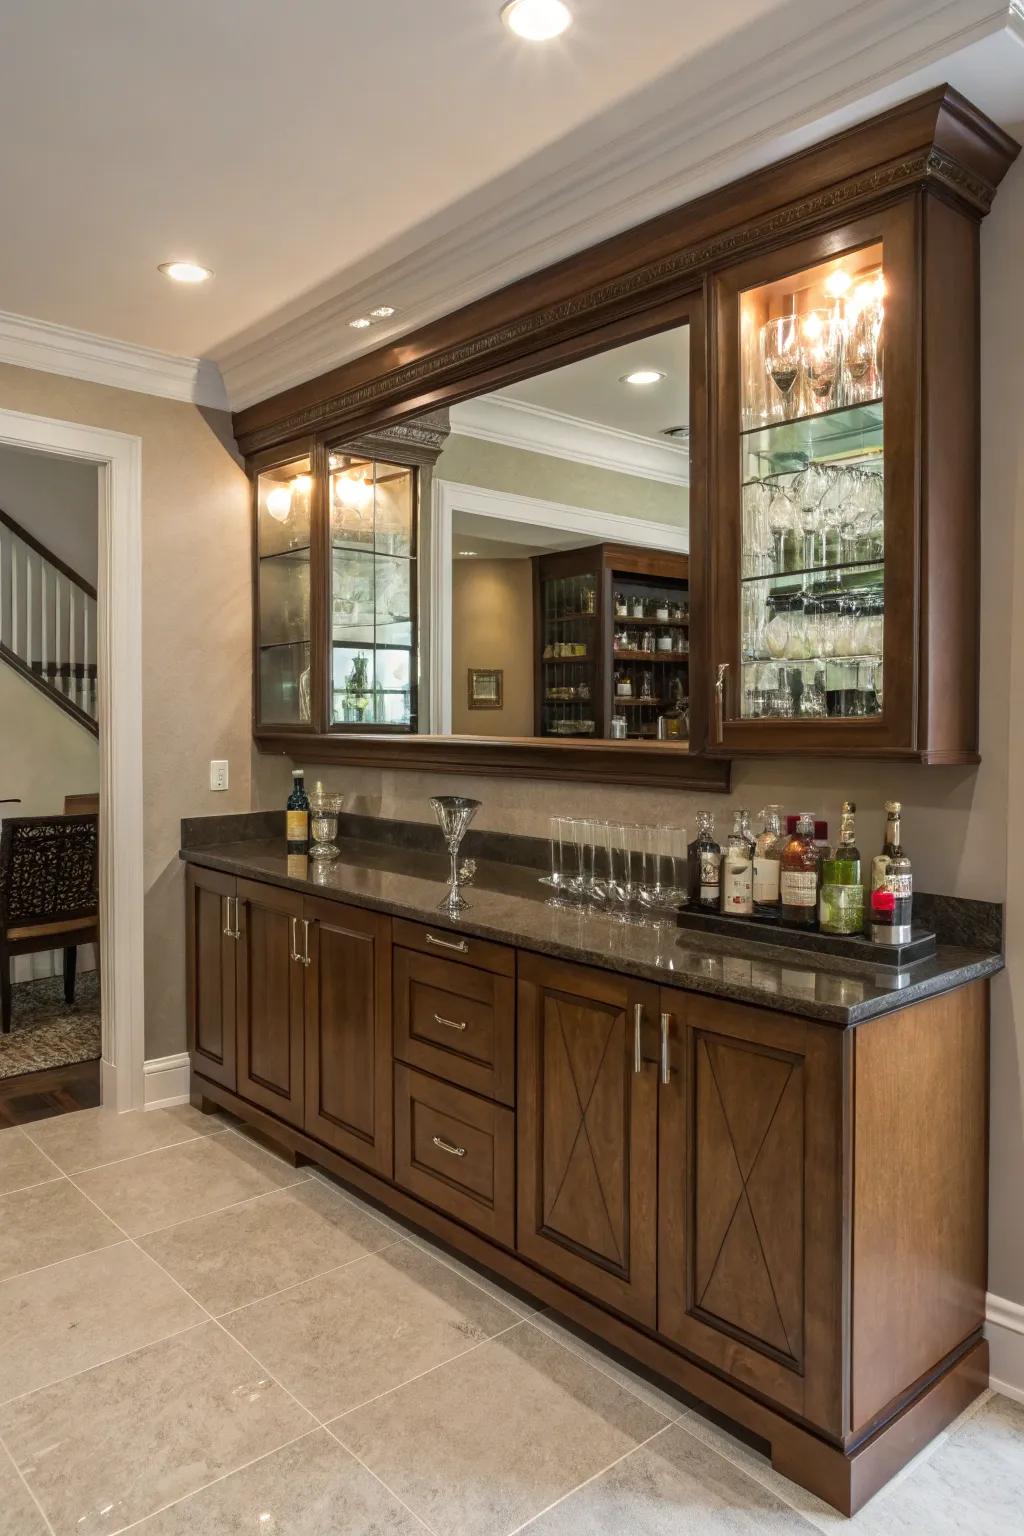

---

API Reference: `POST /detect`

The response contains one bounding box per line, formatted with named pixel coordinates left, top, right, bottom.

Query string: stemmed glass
left=762, top=316, right=802, bottom=421
left=793, top=462, right=830, bottom=569
left=742, top=479, right=773, bottom=576
left=767, top=485, right=797, bottom=574
left=430, top=796, right=480, bottom=914
left=801, top=309, right=844, bottom=410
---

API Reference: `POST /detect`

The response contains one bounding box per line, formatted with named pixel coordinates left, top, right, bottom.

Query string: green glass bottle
left=286, top=768, right=310, bottom=855
left=818, top=801, right=864, bottom=934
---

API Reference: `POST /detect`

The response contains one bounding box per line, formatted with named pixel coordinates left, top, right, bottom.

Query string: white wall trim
left=0, top=309, right=227, bottom=411
left=144, top=1052, right=191, bottom=1110
left=428, top=478, right=686, bottom=733
left=987, top=1292, right=1024, bottom=1404
left=0, top=405, right=145, bottom=1113
left=449, top=397, right=689, bottom=487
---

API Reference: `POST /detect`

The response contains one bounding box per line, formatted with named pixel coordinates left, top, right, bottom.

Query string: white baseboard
left=987, top=1292, right=1024, bottom=1404
left=143, top=1052, right=191, bottom=1110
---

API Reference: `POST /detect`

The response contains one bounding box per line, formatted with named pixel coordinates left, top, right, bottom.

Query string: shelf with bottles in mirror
left=255, top=456, right=313, bottom=726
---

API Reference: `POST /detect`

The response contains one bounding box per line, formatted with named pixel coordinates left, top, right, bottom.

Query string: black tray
left=675, top=906, right=936, bottom=968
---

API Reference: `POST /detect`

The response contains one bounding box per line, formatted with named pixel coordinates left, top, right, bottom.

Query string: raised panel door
left=658, top=990, right=846, bottom=1434
left=303, top=896, right=393, bottom=1177
left=517, top=952, right=658, bottom=1326
left=236, top=879, right=305, bottom=1127
left=185, top=865, right=238, bottom=1090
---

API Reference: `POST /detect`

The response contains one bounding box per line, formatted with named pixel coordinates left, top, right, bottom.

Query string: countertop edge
left=180, top=845, right=1004, bottom=1028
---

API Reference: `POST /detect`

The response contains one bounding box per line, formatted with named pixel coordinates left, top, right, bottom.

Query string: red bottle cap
left=872, top=890, right=897, bottom=915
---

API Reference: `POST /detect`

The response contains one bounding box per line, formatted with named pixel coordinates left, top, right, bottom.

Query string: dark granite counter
left=180, top=835, right=1002, bottom=1027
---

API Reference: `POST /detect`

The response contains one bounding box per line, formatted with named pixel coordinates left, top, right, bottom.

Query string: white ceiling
left=497, top=327, right=690, bottom=439
left=0, top=3, right=1022, bottom=411
left=452, top=511, right=593, bottom=558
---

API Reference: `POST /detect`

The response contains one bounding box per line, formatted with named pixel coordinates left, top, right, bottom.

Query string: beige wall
left=0, top=362, right=251, bottom=1059
left=0, top=443, right=99, bottom=585
left=450, top=559, right=534, bottom=735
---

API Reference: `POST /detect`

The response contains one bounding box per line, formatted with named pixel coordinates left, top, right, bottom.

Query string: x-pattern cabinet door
left=235, top=878, right=306, bottom=1128
left=657, top=990, right=846, bottom=1435
left=517, top=952, right=659, bottom=1327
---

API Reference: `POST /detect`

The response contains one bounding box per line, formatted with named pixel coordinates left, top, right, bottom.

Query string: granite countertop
left=179, top=837, right=1002, bottom=1027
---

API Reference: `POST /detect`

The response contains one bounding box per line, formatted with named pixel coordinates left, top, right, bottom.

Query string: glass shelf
left=742, top=400, right=883, bottom=476
left=742, top=558, right=884, bottom=587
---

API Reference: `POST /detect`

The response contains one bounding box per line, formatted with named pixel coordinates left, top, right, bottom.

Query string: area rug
left=0, top=973, right=101, bottom=1080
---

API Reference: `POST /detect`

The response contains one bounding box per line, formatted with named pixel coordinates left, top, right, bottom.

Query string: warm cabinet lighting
left=334, top=469, right=373, bottom=513
left=501, top=0, right=572, bottom=41
left=349, top=317, right=372, bottom=329
left=265, top=486, right=293, bottom=522
left=158, top=261, right=213, bottom=284
left=370, top=305, right=396, bottom=318
left=621, top=369, right=665, bottom=386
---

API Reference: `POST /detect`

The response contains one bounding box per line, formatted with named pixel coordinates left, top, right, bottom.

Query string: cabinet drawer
left=392, top=918, right=514, bottom=978
left=394, top=948, right=515, bottom=1104
left=394, top=1064, right=515, bottom=1247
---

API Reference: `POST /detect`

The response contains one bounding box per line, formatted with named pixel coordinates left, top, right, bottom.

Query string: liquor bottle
left=720, top=810, right=753, bottom=916
left=688, top=812, right=721, bottom=911
left=779, top=812, right=821, bottom=926
left=870, top=801, right=913, bottom=945
left=752, top=805, right=783, bottom=918
left=286, top=768, right=310, bottom=855
left=615, top=669, right=633, bottom=698
left=614, top=590, right=628, bottom=618
left=819, top=800, right=864, bottom=935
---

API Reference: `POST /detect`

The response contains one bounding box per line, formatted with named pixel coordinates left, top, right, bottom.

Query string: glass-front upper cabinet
left=707, top=200, right=967, bottom=759
left=329, top=453, right=417, bottom=731
left=255, top=453, right=313, bottom=727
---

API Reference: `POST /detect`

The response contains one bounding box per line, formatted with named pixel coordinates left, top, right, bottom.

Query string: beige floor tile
left=332, top=1322, right=667, bottom=1536
left=139, top=1178, right=397, bottom=1315
left=529, top=1311, right=689, bottom=1419
left=72, top=1129, right=308, bottom=1236
left=0, top=1321, right=314, bottom=1536
left=24, top=1103, right=226, bottom=1175
left=0, top=1439, right=49, bottom=1536
left=0, top=1241, right=205, bottom=1403
left=0, top=1178, right=123, bottom=1282
left=405, top=1231, right=544, bottom=1320
left=310, top=1169, right=416, bottom=1238
left=521, top=1420, right=820, bottom=1534
left=130, top=1428, right=426, bottom=1534
left=224, top=1240, right=519, bottom=1419
left=0, top=1128, right=61, bottom=1197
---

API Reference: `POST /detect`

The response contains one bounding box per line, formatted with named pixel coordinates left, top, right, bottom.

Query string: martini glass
left=430, top=796, right=481, bottom=914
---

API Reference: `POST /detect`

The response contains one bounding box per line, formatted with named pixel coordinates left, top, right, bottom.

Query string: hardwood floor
left=0, top=1058, right=101, bottom=1127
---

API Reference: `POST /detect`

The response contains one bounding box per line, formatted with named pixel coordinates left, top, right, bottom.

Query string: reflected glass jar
left=763, top=595, right=790, bottom=660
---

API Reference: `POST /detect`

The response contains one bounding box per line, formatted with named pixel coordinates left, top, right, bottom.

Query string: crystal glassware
left=800, top=309, right=844, bottom=410
left=309, top=791, right=344, bottom=859
left=430, top=795, right=481, bottom=914
left=762, top=315, right=802, bottom=421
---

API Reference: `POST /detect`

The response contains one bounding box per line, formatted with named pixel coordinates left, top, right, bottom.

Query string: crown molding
left=449, top=396, right=690, bottom=487
left=0, top=310, right=228, bottom=411
left=216, top=0, right=1016, bottom=412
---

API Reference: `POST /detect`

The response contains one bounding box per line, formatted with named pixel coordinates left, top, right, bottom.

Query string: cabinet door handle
left=433, top=1013, right=468, bottom=1032
left=660, top=1011, right=672, bottom=1085
left=290, top=916, right=302, bottom=964
left=715, top=662, right=729, bottom=740
left=223, top=896, right=240, bottom=940
left=432, top=1134, right=467, bottom=1158
left=633, top=1002, right=644, bottom=1074
left=301, top=918, right=312, bottom=967
left=425, top=933, right=468, bottom=954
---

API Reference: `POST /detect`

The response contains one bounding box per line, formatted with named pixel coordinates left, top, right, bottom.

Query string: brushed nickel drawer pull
left=633, top=1002, right=643, bottom=1075
left=660, top=1011, right=672, bottom=1085
left=433, top=1012, right=468, bottom=1032
left=223, top=895, right=240, bottom=940
left=432, top=1134, right=467, bottom=1158
left=290, top=916, right=303, bottom=964
left=425, top=934, right=469, bottom=953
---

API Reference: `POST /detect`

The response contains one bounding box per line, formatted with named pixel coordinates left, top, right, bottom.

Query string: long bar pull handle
left=633, top=1002, right=643, bottom=1075
left=432, top=1135, right=467, bottom=1158
left=433, top=1013, right=468, bottom=1032
left=301, top=918, right=312, bottom=967
left=425, top=934, right=469, bottom=954
left=290, top=916, right=302, bottom=964
left=660, top=1012, right=672, bottom=1085
left=233, top=897, right=241, bottom=940
left=223, top=896, right=240, bottom=940
left=715, top=662, right=729, bottom=741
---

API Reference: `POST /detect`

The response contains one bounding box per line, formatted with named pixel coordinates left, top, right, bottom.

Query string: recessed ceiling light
left=349, top=317, right=372, bottom=329
left=500, top=0, right=572, bottom=42
left=370, top=305, right=396, bottom=318
left=621, top=369, right=665, bottom=387
left=158, top=261, right=213, bottom=284
left=458, top=550, right=478, bottom=557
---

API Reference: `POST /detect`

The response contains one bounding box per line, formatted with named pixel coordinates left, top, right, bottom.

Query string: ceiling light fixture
left=370, top=305, right=396, bottom=318
left=158, top=261, right=213, bottom=284
left=500, top=0, right=572, bottom=42
left=621, top=369, right=665, bottom=387
left=458, top=550, right=478, bottom=557
left=349, top=317, right=372, bottom=329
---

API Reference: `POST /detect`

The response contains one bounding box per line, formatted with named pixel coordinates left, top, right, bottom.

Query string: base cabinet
left=236, top=879, right=305, bottom=1127
left=185, top=866, right=238, bottom=1090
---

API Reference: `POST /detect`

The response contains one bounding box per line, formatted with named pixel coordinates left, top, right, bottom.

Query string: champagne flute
left=762, top=316, right=802, bottom=421
left=801, top=309, right=844, bottom=411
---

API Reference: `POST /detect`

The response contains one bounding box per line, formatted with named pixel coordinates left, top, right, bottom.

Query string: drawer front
left=394, top=1064, right=515, bottom=1247
left=392, top=918, right=514, bottom=978
left=394, top=948, right=515, bottom=1104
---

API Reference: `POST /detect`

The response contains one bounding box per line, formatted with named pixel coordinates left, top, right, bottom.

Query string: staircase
left=0, top=509, right=98, bottom=735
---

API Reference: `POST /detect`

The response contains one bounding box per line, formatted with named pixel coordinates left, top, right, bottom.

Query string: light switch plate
left=209, top=760, right=229, bottom=792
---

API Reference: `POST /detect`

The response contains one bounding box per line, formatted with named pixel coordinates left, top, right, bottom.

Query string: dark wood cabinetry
left=185, top=865, right=237, bottom=1091
left=235, top=879, right=305, bottom=1127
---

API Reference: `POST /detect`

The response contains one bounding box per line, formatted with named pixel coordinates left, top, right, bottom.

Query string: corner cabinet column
left=235, top=879, right=306, bottom=1127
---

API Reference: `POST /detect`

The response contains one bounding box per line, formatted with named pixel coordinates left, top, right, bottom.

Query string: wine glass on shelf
left=742, top=479, right=773, bottom=576
left=762, top=315, right=802, bottom=421
left=767, top=484, right=797, bottom=574
left=793, top=462, right=830, bottom=570
left=800, top=309, right=844, bottom=412
left=846, top=276, right=885, bottom=399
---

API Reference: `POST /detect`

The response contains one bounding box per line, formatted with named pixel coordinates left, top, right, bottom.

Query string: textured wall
left=450, top=559, right=534, bottom=736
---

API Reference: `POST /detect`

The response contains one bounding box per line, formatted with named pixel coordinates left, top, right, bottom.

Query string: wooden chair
left=0, top=815, right=99, bottom=1034
left=63, top=794, right=99, bottom=816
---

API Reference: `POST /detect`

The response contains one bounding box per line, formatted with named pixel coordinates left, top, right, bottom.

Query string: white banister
left=0, top=516, right=97, bottom=723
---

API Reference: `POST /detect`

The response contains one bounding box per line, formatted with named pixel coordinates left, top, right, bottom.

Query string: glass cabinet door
left=329, top=454, right=417, bottom=730
left=256, top=455, right=312, bottom=726
left=711, top=206, right=915, bottom=753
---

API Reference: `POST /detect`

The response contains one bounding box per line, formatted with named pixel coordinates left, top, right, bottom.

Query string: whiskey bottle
left=870, top=801, right=913, bottom=945
left=779, top=812, right=821, bottom=927
left=819, top=801, right=864, bottom=935
left=720, top=810, right=753, bottom=916
left=688, top=812, right=721, bottom=911
left=286, top=768, right=310, bottom=855
left=752, top=805, right=783, bottom=917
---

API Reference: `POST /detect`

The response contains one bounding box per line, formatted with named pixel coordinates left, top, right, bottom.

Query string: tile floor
left=0, top=1106, right=1021, bottom=1535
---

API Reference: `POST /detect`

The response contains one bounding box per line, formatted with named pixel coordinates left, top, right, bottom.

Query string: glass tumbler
left=309, top=792, right=344, bottom=858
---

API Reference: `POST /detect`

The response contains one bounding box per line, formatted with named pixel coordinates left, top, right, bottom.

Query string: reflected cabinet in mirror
left=241, top=89, right=1019, bottom=779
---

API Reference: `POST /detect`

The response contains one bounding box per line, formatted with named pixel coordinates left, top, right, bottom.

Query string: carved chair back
left=0, top=815, right=99, bottom=931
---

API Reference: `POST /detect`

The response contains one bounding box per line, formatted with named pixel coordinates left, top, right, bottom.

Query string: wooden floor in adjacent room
left=0, top=1059, right=101, bottom=1128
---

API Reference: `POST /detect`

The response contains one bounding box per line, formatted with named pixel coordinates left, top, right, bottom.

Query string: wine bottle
left=779, top=812, right=821, bottom=927
left=688, top=812, right=721, bottom=910
left=286, top=768, right=310, bottom=855
left=819, top=801, right=864, bottom=935
left=720, top=810, right=753, bottom=916
left=870, top=801, right=913, bottom=945
left=752, top=805, right=783, bottom=917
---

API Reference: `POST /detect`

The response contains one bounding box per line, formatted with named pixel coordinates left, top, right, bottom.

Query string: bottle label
left=699, top=851, right=719, bottom=903
left=752, top=857, right=780, bottom=904
left=286, top=809, right=309, bottom=843
left=722, top=861, right=752, bottom=914
left=780, top=870, right=817, bottom=907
